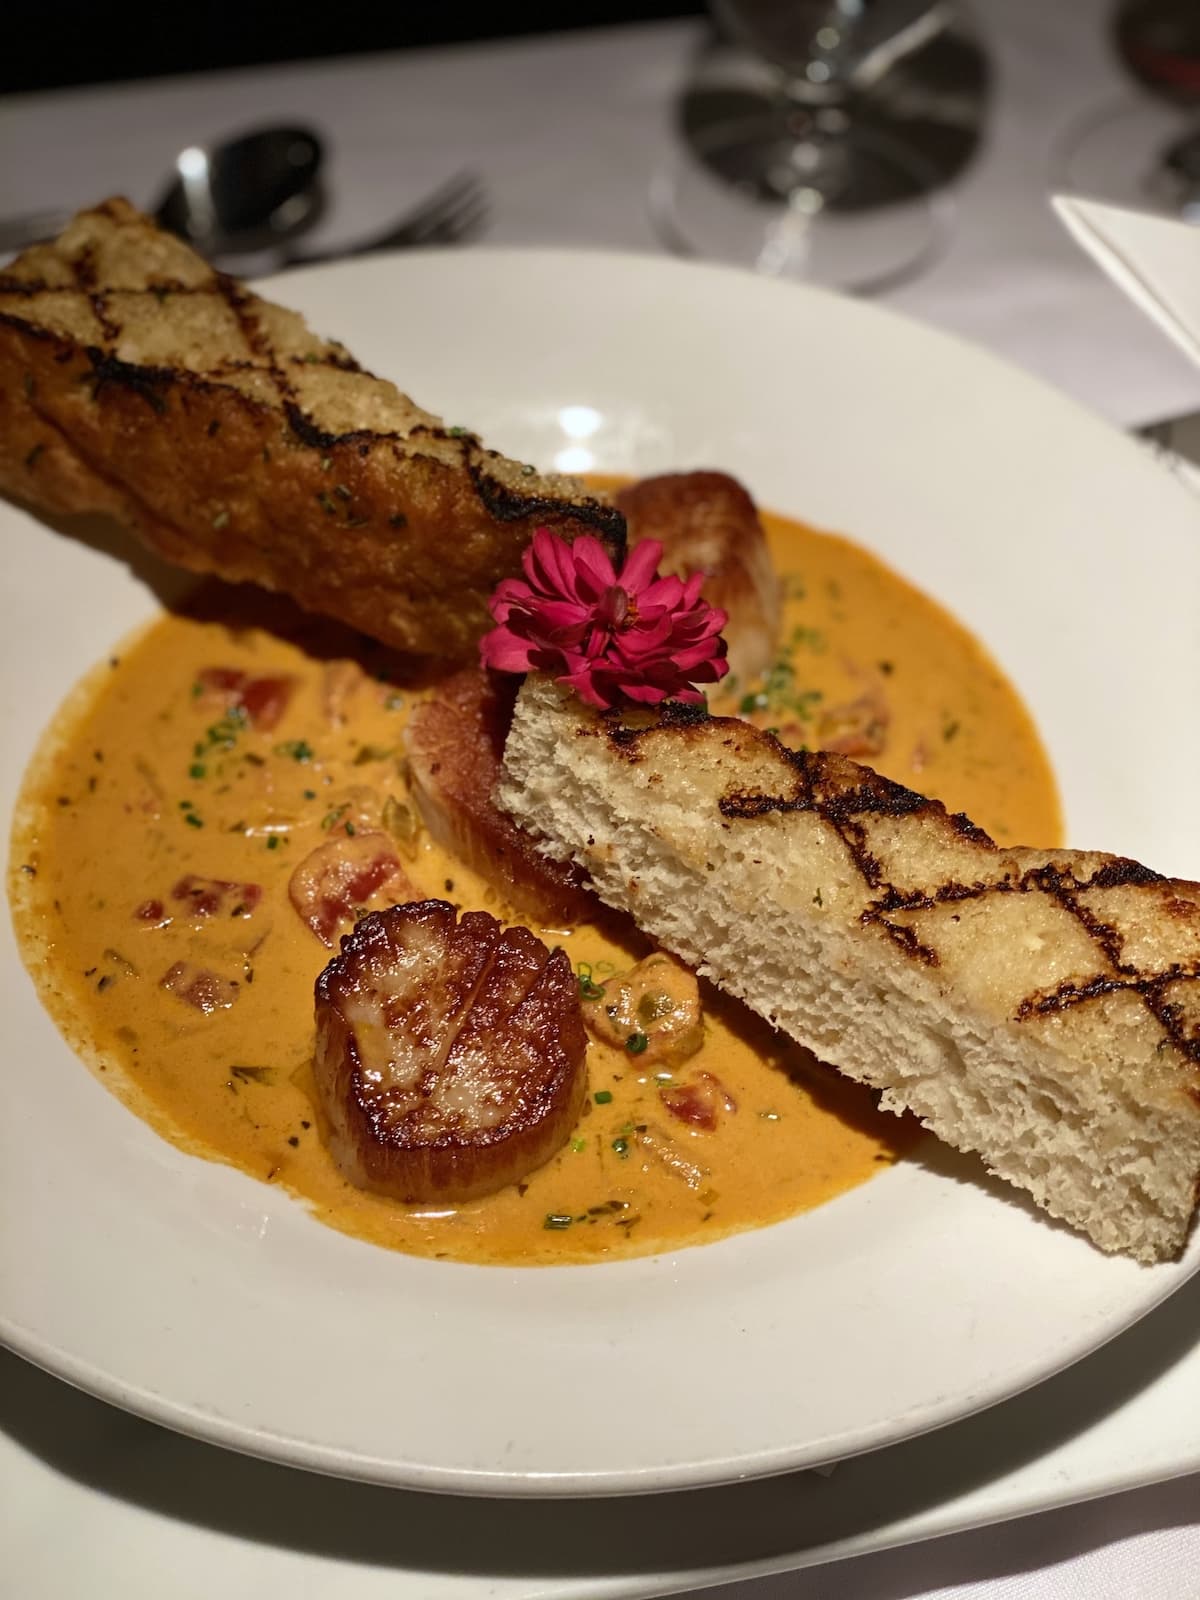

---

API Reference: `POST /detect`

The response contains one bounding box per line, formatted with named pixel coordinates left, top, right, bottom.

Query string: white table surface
left=3, top=2, right=1200, bottom=1596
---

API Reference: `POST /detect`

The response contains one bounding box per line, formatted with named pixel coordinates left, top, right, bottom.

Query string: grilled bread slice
left=497, top=676, right=1200, bottom=1262
left=314, top=901, right=587, bottom=1202
left=0, top=198, right=622, bottom=661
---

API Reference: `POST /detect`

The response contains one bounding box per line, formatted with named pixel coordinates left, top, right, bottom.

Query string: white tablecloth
left=3, top=2, right=1200, bottom=1595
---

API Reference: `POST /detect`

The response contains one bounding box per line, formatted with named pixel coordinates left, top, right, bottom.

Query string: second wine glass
left=652, top=0, right=990, bottom=293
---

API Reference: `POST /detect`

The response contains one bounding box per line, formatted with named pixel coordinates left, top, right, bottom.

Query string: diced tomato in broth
left=659, top=1071, right=738, bottom=1132
left=197, top=667, right=296, bottom=731
left=288, top=831, right=416, bottom=946
left=170, top=875, right=262, bottom=918
left=160, top=961, right=240, bottom=1013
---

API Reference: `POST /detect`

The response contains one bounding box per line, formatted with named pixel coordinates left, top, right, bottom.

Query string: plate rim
left=3, top=243, right=1199, bottom=1497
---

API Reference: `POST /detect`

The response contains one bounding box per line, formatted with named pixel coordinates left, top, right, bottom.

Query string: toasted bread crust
left=0, top=198, right=623, bottom=661
left=498, top=678, right=1200, bottom=1259
left=584, top=695, right=1200, bottom=1084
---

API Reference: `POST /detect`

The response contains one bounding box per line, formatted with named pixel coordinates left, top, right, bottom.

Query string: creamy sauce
left=9, top=507, right=1062, bottom=1265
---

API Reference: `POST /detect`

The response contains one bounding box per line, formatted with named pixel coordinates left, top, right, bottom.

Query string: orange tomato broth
left=10, top=503, right=1061, bottom=1264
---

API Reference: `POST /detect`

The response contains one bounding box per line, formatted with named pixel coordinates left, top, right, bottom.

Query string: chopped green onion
left=275, top=740, right=314, bottom=763
left=611, top=1137, right=630, bottom=1158
left=593, top=1089, right=613, bottom=1105
left=625, top=1032, right=649, bottom=1055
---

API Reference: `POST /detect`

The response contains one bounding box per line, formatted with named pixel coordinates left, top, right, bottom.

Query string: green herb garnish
left=275, top=739, right=314, bottom=763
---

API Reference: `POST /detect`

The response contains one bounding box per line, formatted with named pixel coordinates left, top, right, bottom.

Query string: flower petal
left=619, top=539, right=665, bottom=596
left=479, top=627, right=535, bottom=673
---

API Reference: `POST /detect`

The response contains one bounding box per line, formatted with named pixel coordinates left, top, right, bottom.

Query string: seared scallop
left=313, top=901, right=587, bottom=1203
left=405, top=667, right=593, bottom=926
left=616, top=471, right=782, bottom=685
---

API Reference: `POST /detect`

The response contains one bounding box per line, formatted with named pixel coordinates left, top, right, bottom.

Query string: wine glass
left=651, top=0, right=990, bottom=294
left=1055, top=1, right=1200, bottom=220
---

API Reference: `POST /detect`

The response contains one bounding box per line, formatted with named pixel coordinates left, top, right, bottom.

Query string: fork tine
left=416, top=194, right=490, bottom=247
left=280, top=171, right=488, bottom=268
left=391, top=173, right=480, bottom=231
left=392, top=175, right=486, bottom=247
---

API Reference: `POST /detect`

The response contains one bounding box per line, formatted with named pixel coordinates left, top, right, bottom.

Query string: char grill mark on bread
left=497, top=677, right=1200, bottom=1262
left=313, top=900, right=587, bottom=1202
left=0, top=198, right=623, bottom=662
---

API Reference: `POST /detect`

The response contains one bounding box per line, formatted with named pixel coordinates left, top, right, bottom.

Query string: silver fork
left=280, top=171, right=488, bottom=269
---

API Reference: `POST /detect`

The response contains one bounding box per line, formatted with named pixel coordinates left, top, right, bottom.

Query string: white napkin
left=1052, top=195, right=1200, bottom=371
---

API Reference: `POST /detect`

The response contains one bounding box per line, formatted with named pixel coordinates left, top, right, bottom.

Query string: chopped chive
left=184, top=812, right=203, bottom=829
left=578, top=974, right=605, bottom=1000
left=570, top=1137, right=587, bottom=1153
left=625, top=1032, right=649, bottom=1055
left=189, top=763, right=207, bottom=780
left=266, top=836, right=280, bottom=851
left=593, top=1089, right=613, bottom=1105
left=303, top=788, right=317, bottom=800
left=611, top=1137, right=630, bottom=1158
left=448, top=425, right=468, bottom=437
left=274, top=739, right=314, bottom=763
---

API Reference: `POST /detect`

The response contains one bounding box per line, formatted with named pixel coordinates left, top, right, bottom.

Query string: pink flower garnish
left=480, top=529, right=729, bottom=710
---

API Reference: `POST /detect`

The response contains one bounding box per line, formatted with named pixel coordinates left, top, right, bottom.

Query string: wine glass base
left=651, top=117, right=953, bottom=295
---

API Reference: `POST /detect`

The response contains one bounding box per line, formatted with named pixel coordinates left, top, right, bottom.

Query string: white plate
left=3, top=249, right=1199, bottom=1497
